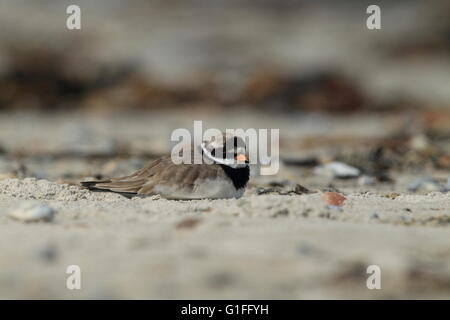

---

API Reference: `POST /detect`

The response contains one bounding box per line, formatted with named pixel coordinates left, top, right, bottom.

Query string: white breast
left=153, top=178, right=244, bottom=200
left=194, top=178, right=244, bottom=199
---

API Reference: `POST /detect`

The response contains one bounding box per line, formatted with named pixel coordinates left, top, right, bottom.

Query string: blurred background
left=0, top=0, right=449, bottom=191
left=0, top=0, right=449, bottom=192
left=0, top=0, right=449, bottom=300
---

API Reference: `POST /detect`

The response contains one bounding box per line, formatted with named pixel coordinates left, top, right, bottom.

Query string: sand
left=0, top=175, right=449, bottom=299
left=0, top=111, right=449, bottom=299
left=0, top=1, right=449, bottom=300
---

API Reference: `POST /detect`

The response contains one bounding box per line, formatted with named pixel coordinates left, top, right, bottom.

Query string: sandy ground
left=0, top=112, right=449, bottom=299
left=0, top=178, right=449, bottom=299
left=0, top=1, right=449, bottom=300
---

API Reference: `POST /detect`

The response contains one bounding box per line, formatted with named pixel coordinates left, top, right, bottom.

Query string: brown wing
left=81, top=155, right=224, bottom=197
left=81, top=157, right=166, bottom=194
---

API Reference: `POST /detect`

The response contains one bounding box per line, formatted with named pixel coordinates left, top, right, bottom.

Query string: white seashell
left=8, top=201, right=55, bottom=222
left=314, top=161, right=361, bottom=179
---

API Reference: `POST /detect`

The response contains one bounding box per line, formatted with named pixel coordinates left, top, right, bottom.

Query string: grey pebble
left=8, top=201, right=55, bottom=222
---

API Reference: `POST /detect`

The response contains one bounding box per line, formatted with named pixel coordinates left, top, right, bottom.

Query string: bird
left=81, top=133, right=250, bottom=200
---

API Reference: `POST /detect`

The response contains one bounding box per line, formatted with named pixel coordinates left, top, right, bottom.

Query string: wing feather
left=81, top=155, right=227, bottom=198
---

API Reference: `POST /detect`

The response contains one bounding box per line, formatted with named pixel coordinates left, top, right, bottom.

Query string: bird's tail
left=81, top=180, right=112, bottom=191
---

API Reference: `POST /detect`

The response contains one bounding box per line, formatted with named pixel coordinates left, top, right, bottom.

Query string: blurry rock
left=273, top=209, right=289, bottom=218
left=241, top=71, right=365, bottom=112
left=386, top=192, right=400, bottom=200
left=420, top=215, right=450, bottom=227
left=424, top=110, right=450, bottom=133
left=314, top=161, right=360, bottom=179
left=297, top=243, right=320, bottom=257
left=370, top=213, right=380, bottom=220
left=256, top=183, right=314, bottom=196
left=255, top=187, right=275, bottom=195
left=399, top=215, right=414, bottom=225
left=282, top=156, right=319, bottom=167
left=326, top=205, right=343, bottom=212
left=36, top=244, right=58, bottom=262
left=364, top=146, right=393, bottom=182
left=8, top=201, right=55, bottom=222
left=408, top=178, right=447, bottom=193
left=436, top=155, right=450, bottom=169
left=321, top=192, right=346, bottom=207
left=293, top=184, right=312, bottom=194
left=268, top=180, right=289, bottom=188
left=409, top=134, right=430, bottom=152
left=175, top=218, right=201, bottom=230
left=358, top=175, right=376, bottom=186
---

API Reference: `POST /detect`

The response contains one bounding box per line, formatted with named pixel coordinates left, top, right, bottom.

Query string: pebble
left=175, top=218, right=201, bottom=230
left=386, top=192, right=400, bottom=199
left=409, top=134, right=430, bottom=151
left=8, top=201, right=55, bottom=222
left=370, top=213, right=380, bottom=220
left=408, top=178, right=446, bottom=192
left=273, top=209, right=289, bottom=217
left=321, top=192, right=346, bottom=207
left=36, top=244, right=58, bottom=262
left=293, top=184, right=312, bottom=194
left=314, top=161, right=360, bottom=179
left=297, top=243, right=319, bottom=256
left=358, top=175, right=376, bottom=186
left=326, top=205, right=343, bottom=211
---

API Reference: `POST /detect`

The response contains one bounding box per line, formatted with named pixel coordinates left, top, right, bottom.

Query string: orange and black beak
left=235, top=154, right=249, bottom=163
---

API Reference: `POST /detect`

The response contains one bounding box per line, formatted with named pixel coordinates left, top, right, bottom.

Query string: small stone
left=436, top=155, right=450, bottom=169
left=268, top=180, right=289, bottom=187
left=36, top=245, right=58, bottom=262
left=370, top=213, right=380, bottom=220
left=386, top=192, right=400, bottom=199
left=293, top=184, right=312, bottom=194
left=358, top=175, right=376, bottom=186
left=409, top=134, right=430, bottom=151
left=194, top=205, right=212, bottom=213
left=297, top=243, right=318, bottom=256
left=273, top=209, right=289, bottom=217
left=321, top=192, right=346, bottom=207
left=301, top=208, right=312, bottom=217
left=8, top=201, right=55, bottom=222
left=255, top=187, right=278, bottom=195
left=399, top=215, right=414, bottom=224
left=175, top=218, right=201, bottom=230
left=326, top=205, right=343, bottom=211
left=408, top=178, right=446, bottom=192
left=314, top=161, right=360, bottom=179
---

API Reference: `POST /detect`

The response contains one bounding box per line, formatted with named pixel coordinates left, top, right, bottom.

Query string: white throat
left=201, top=142, right=238, bottom=167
